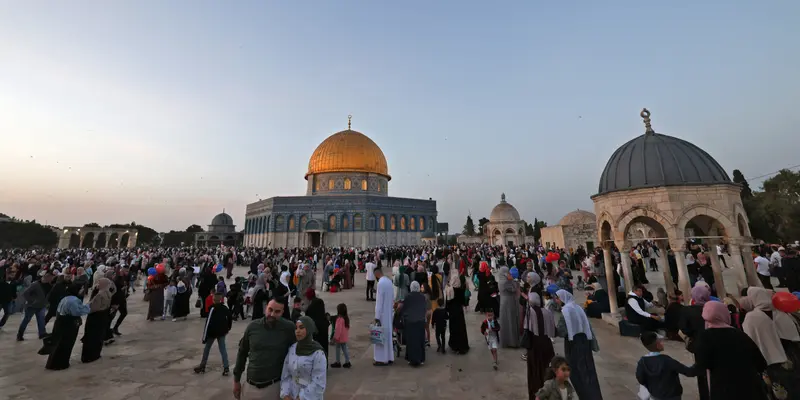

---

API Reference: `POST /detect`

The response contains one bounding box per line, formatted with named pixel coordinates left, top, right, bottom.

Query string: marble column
left=58, top=232, right=71, bottom=249
left=657, top=241, right=674, bottom=294
left=707, top=243, right=727, bottom=298
left=671, top=244, right=692, bottom=304
left=603, top=247, right=618, bottom=313
left=615, top=240, right=634, bottom=294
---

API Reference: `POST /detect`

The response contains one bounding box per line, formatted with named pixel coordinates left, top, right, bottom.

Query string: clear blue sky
left=1, top=1, right=797, bottom=232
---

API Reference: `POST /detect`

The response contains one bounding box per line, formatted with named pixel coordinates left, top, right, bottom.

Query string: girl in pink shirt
left=330, top=303, right=351, bottom=368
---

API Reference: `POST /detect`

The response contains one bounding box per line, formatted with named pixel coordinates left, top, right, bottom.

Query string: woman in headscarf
left=197, top=265, right=217, bottom=318
left=81, top=277, right=115, bottom=363
left=44, top=283, right=90, bottom=370
left=297, top=263, right=315, bottom=310
left=171, top=268, right=192, bottom=321
left=584, top=282, right=610, bottom=319
left=694, top=301, right=768, bottom=400
left=73, top=267, right=89, bottom=301
left=446, top=273, right=470, bottom=354
left=342, top=259, right=352, bottom=290
left=524, top=292, right=556, bottom=398
left=474, top=261, right=491, bottom=313
left=146, top=270, right=168, bottom=321
left=740, top=287, right=799, bottom=399
left=393, top=263, right=410, bottom=302
left=497, top=266, right=520, bottom=348
left=679, top=284, right=711, bottom=400
left=402, top=281, right=428, bottom=366
left=555, top=289, right=603, bottom=400
left=280, top=316, right=326, bottom=400
left=304, top=288, right=329, bottom=360
left=45, top=275, right=68, bottom=324
left=250, top=274, right=270, bottom=320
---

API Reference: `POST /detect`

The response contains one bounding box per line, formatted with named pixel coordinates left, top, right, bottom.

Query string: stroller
left=392, top=304, right=403, bottom=357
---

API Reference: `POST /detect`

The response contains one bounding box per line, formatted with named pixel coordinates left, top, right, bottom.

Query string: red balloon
left=147, top=275, right=155, bottom=282
left=156, top=264, right=166, bottom=274
left=773, top=292, right=800, bottom=313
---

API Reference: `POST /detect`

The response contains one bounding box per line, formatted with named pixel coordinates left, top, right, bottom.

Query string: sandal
left=372, top=361, right=388, bottom=367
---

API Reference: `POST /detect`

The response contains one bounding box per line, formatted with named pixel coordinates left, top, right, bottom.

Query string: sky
left=1, top=1, right=798, bottom=233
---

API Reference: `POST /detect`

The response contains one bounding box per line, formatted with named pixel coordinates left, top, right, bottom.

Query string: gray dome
left=598, top=131, right=731, bottom=195
left=211, top=212, right=234, bottom=226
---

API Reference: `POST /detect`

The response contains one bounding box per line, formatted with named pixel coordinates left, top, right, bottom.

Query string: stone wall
left=562, top=223, right=598, bottom=251
left=246, top=231, right=424, bottom=248
left=540, top=226, right=565, bottom=249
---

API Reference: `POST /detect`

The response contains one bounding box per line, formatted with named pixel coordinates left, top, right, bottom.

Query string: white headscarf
left=556, top=289, right=593, bottom=340
left=410, top=281, right=421, bottom=292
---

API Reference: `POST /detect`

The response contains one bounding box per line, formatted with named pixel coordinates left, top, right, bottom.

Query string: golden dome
left=306, top=129, right=390, bottom=180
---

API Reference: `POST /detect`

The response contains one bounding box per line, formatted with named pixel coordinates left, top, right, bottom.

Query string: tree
left=478, top=217, right=489, bottom=234
left=462, top=215, right=476, bottom=236
left=741, top=169, right=800, bottom=242
left=532, top=218, right=547, bottom=243
left=186, top=224, right=204, bottom=233
left=0, top=220, right=58, bottom=248
left=525, top=222, right=534, bottom=236
left=732, top=169, right=753, bottom=199
left=83, top=222, right=101, bottom=228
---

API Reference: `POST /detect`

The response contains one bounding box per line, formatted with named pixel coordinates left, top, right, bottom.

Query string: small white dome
left=489, top=193, right=521, bottom=222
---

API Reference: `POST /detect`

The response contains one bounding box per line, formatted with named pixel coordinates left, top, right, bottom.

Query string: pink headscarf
left=702, top=301, right=731, bottom=329
left=691, top=285, right=711, bottom=306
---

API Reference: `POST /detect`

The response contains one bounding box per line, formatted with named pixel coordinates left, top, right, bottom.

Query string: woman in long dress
left=280, top=316, right=327, bottom=400
left=555, top=289, right=603, bottom=400
left=475, top=261, right=491, bottom=312
left=172, top=271, right=192, bottom=321
left=498, top=267, right=520, bottom=348
left=297, top=264, right=315, bottom=310
left=740, top=287, right=799, bottom=399
left=524, top=292, right=556, bottom=398
left=81, top=278, right=115, bottom=363
left=402, top=281, right=428, bottom=366
left=304, top=288, right=329, bottom=360
left=446, top=273, right=470, bottom=354
left=45, top=283, right=90, bottom=370
left=694, top=301, right=768, bottom=399
left=146, top=271, right=168, bottom=321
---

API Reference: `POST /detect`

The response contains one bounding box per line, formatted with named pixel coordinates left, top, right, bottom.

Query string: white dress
left=373, top=276, right=395, bottom=363
left=280, top=344, right=327, bottom=400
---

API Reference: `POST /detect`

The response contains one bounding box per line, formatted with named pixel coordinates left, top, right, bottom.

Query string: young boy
left=194, top=293, right=232, bottom=376
left=479, top=310, right=501, bottom=370
left=291, top=296, right=303, bottom=322
left=163, top=280, right=177, bottom=320
left=431, top=298, right=449, bottom=354
left=635, top=331, right=696, bottom=400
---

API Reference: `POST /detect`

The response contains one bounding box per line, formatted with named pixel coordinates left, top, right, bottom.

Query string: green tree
left=186, top=224, right=204, bottom=233
left=732, top=169, right=753, bottom=199
left=478, top=217, right=489, bottom=234
left=83, top=222, right=101, bottom=228
left=463, top=215, right=476, bottom=236
left=532, top=218, right=547, bottom=243
left=0, top=220, right=58, bottom=248
left=742, top=169, right=800, bottom=242
left=525, top=222, right=534, bottom=236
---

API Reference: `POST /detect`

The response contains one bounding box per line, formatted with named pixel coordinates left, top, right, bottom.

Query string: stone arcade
left=243, top=117, right=438, bottom=248
left=58, top=227, right=138, bottom=249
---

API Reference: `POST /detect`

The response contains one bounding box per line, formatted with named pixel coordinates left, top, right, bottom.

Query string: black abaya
left=404, top=321, right=426, bottom=365
left=81, top=311, right=108, bottom=363
left=172, top=288, right=191, bottom=318
left=305, top=297, right=329, bottom=360
left=564, top=333, right=603, bottom=400
left=46, top=315, right=82, bottom=370
left=447, top=287, right=470, bottom=354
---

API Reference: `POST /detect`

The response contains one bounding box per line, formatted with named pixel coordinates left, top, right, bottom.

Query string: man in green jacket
left=233, top=299, right=296, bottom=399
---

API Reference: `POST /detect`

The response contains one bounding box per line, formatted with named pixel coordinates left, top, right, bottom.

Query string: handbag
left=195, top=298, right=202, bottom=308
left=369, top=323, right=384, bottom=344
left=519, top=307, right=533, bottom=349
left=143, top=289, right=151, bottom=302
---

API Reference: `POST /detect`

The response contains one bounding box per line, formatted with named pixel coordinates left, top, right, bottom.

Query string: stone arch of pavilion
left=592, top=109, right=755, bottom=322
left=58, top=226, right=138, bottom=249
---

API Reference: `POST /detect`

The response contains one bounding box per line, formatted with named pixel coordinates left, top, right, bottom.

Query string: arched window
left=368, top=215, right=376, bottom=230
left=361, top=180, right=368, bottom=191
left=315, top=179, right=320, bottom=192
left=419, top=216, right=425, bottom=231
left=328, top=179, right=334, bottom=190
left=266, top=216, right=270, bottom=233
left=275, top=215, right=285, bottom=231
left=379, top=215, right=386, bottom=230
left=288, top=216, right=295, bottom=231
left=390, top=216, right=396, bottom=231
left=300, top=215, right=308, bottom=231
left=344, top=178, right=351, bottom=190
left=328, top=215, right=336, bottom=230
left=400, top=216, right=406, bottom=230
left=342, top=215, right=349, bottom=230
left=353, top=214, right=362, bottom=230
left=377, top=182, right=381, bottom=192
left=409, top=217, right=416, bottom=231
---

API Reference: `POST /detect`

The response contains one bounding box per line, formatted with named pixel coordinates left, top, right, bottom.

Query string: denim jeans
left=18, top=307, right=47, bottom=338
left=163, top=299, right=174, bottom=318
left=201, top=335, right=229, bottom=368
left=335, top=343, right=350, bottom=363
left=0, top=302, right=13, bottom=327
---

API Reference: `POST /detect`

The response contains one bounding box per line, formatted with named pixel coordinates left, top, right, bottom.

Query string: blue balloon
left=510, top=267, right=519, bottom=279
left=793, top=292, right=800, bottom=300
left=546, top=284, right=559, bottom=294
left=709, top=296, right=720, bottom=302
left=215, top=264, right=224, bottom=273
left=147, top=267, right=156, bottom=276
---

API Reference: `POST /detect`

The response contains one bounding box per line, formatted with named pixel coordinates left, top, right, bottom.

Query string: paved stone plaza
left=0, top=263, right=752, bottom=400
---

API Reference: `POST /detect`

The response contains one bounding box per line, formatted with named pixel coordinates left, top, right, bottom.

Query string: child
left=543, top=291, right=560, bottom=313
left=535, top=356, right=576, bottom=400
left=226, top=281, right=245, bottom=321
left=215, top=276, right=227, bottom=296
left=635, top=331, right=696, bottom=400
left=479, top=310, right=501, bottom=370
left=193, top=293, right=232, bottom=376
left=290, top=296, right=303, bottom=322
left=330, top=303, right=351, bottom=368
left=431, top=298, right=449, bottom=354
left=163, top=280, right=177, bottom=320
left=244, top=280, right=256, bottom=317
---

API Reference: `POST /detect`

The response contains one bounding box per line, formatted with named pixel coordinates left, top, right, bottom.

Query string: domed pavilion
left=458, top=193, right=529, bottom=246
left=243, top=116, right=438, bottom=248
left=592, top=109, right=756, bottom=316
left=540, top=209, right=597, bottom=251
left=195, top=211, right=243, bottom=247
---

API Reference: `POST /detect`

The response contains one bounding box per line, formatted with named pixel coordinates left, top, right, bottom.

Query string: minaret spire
left=348, top=115, right=352, bottom=130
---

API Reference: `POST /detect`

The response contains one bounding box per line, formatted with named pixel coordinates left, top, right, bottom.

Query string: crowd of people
left=1, top=241, right=800, bottom=399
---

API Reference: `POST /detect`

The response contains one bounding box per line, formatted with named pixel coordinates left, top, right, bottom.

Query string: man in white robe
left=373, top=266, right=395, bottom=365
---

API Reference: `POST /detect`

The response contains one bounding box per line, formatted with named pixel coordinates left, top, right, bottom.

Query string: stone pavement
left=0, top=264, right=737, bottom=400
